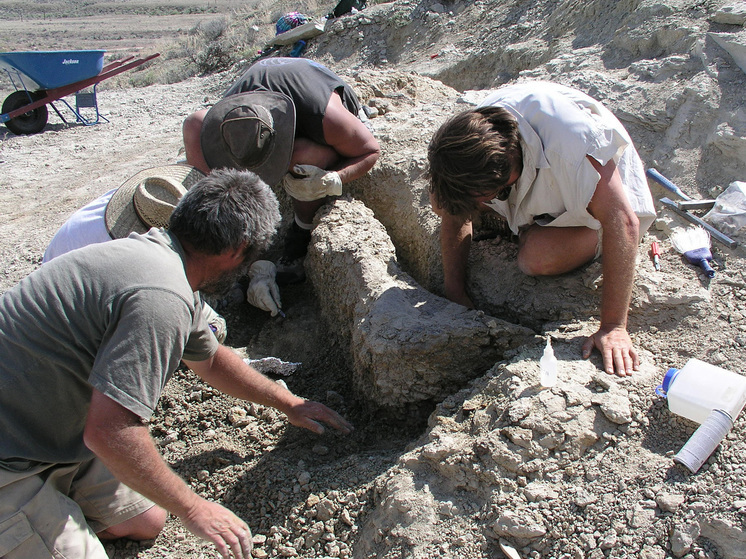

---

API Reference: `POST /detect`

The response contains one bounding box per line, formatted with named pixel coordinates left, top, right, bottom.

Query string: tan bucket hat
left=104, top=164, right=206, bottom=239
left=200, top=91, right=296, bottom=187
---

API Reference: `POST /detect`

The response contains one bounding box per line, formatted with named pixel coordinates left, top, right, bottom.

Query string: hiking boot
left=276, top=221, right=312, bottom=285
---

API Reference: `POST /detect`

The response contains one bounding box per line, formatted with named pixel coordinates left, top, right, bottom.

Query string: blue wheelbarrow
left=0, top=50, right=160, bottom=135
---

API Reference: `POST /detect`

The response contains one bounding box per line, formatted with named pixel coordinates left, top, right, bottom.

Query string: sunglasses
left=474, top=175, right=518, bottom=203
left=494, top=182, right=513, bottom=201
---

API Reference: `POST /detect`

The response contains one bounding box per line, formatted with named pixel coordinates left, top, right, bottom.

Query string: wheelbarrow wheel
left=2, top=90, right=49, bottom=135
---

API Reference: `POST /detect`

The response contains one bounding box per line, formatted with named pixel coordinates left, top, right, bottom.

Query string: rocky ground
left=2, top=1, right=746, bottom=558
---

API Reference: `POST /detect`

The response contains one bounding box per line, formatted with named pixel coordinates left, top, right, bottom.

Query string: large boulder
left=306, top=198, right=535, bottom=408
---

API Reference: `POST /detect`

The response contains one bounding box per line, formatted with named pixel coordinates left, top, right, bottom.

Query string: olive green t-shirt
left=0, top=229, right=218, bottom=468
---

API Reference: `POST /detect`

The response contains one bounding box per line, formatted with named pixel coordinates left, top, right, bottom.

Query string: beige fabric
left=132, top=177, right=188, bottom=229
left=104, top=164, right=205, bottom=239
left=0, top=459, right=154, bottom=558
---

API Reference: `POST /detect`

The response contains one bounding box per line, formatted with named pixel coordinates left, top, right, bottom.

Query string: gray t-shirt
left=223, top=57, right=363, bottom=146
left=0, top=229, right=218, bottom=468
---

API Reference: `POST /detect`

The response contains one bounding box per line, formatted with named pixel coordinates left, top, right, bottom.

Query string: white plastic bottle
left=540, top=336, right=557, bottom=388
left=656, top=358, right=746, bottom=424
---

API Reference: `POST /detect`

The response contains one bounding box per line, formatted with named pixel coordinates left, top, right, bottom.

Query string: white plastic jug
left=656, top=358, right=746, bottom=424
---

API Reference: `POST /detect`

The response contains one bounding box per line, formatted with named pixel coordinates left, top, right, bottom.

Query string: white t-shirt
left=43, top=189, right=116, bottom=263
left=479, top=82, right=656, bottom=238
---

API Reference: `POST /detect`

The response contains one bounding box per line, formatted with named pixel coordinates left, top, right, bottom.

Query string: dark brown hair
left=427, top=106, right=523, bottom=216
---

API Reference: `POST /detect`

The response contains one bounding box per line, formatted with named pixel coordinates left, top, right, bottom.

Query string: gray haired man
left=0, top=168, right=353, bottom=559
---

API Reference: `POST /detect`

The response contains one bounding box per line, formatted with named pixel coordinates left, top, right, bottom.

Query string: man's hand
left=282, top=165, right=342, bottom=201
left=245, top=260, right=282, bottom=316
left=285, top=400, right=354, bottom=435
left=85, top=390, right=252, bottom=558
left=182, top=496, right=253, bottom=559
left=582, top=325, right=640, bottom=377
left=185, top=347, right=354, bottom=437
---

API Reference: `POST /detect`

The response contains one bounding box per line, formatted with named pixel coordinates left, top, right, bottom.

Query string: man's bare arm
left=584, top=155, right=641, bottom=376
left=184, top=345, right=353, bottom=435
left=84, top=389, right=253, bottom=558
left=430, top=191, right=475, bottom=308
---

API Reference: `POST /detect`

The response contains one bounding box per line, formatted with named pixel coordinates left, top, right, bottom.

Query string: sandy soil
left=0, top=14, right=213, bottom=53
left=2, top=1, right=746, bottom=558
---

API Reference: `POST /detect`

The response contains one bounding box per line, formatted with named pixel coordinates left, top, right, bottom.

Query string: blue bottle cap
left=655, top=367, right=679, bottom=397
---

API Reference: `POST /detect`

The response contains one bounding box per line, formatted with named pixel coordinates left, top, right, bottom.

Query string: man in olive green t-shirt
left=0, top=168, right=353, bottom=559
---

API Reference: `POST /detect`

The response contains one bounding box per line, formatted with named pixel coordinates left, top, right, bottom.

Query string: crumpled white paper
left=705, top=181, right=746, bottom=237
left=243, top=357, right=301, bottom=376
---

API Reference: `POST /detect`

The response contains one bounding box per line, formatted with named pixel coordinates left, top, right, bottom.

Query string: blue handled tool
left=646, top=168, right=693, bottom=201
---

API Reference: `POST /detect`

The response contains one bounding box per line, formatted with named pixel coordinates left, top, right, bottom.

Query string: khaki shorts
left=0, top=458, right=155, bottom=559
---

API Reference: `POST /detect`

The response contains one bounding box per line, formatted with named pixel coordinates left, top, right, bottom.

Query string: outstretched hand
left=181, top=496, right=253, bottom=559
left=582, top=325, right=640, bottom=377
left=285, top=400, right=354, bottom=435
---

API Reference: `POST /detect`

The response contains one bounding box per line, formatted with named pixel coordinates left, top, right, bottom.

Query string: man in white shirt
left=427, top=81, right=656, bottom=377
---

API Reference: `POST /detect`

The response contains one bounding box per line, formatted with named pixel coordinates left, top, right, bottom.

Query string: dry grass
left=0, top=0, right=370, bottom=91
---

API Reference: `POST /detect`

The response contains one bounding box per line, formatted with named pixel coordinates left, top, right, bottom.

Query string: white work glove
left=246, top=260, right=282, bottom=316
left=282, top=164, right=343, bottom=202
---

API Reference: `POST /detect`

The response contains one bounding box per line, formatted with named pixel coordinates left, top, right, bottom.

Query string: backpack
left=328, top=0, right=366, bottom=19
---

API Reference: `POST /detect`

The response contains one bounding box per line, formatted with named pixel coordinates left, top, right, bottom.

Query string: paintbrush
left=669, top=226, right=715, bottom=278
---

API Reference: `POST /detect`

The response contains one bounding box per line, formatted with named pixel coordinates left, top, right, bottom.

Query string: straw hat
left=104, top=164, right=206, bottom=239
left=200, top=91, right=295, bottom=187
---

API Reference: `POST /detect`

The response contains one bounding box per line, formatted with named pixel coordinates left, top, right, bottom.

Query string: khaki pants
left=0, top=458, right=154, bottom=558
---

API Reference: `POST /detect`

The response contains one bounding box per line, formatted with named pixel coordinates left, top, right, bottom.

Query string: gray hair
left=169, top=168, right=280, bottom=256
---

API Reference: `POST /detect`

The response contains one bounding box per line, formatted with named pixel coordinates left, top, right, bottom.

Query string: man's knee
left=516, top=229, right=545, bottom=276
left=517, top=250, right=544, bottom=276
left=98, top=505, right=167, bottom=542
left=183, top=111, right=205, bottom=147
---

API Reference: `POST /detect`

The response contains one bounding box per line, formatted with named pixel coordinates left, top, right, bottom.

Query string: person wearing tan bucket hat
left=44, top=164, right=206, bottom=261
left=104, top=165, right=205, bottom=238
left=198, top=90, right=296, bottom=189
left=43, top=164, right=284, bottom=341
left=183, top=57, right=381, bottom=285
left=0, top=167, right=353, bottom=559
